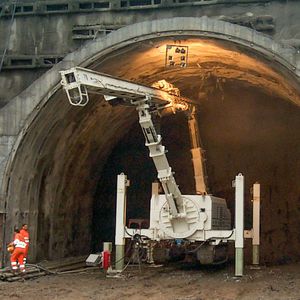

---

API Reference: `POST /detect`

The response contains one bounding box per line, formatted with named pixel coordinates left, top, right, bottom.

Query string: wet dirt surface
left=0, top=262, right=300, bottom=300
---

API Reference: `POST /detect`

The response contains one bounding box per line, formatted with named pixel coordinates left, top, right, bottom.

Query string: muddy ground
left=0, top=262, right=300, bottom=300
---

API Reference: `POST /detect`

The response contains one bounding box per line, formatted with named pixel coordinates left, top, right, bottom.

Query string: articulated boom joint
left=135, top=97, right=183, bottom=218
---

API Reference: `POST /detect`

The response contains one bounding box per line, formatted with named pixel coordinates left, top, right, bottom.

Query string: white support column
left=150, top=182, right=160, bottom=229
left=252, top=182, right=260, bottom=265
left=149, top=181, right=160, bottom=261
left=235, top=173, right=244, bottom=276
left=115, top=173, right=129, bottom=271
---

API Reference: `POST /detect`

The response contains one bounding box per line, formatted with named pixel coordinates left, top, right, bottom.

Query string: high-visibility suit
left=20, top=228, right=29, bottom=263
left=10, top=233, right=26, bottom=273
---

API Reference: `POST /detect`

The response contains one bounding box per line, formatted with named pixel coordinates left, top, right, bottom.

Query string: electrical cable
left=211, top=255, right=228, bottom=266
left=26, top=263, right=99, bottom=276
left=26, top=263, right=57, bottom=275
left=124, top=226, right=134, bottom=237
left=117, top=247, right=134, bottom=274
left=124, top=227, right=150, bottom=240
left=134, top=234, right=144, bottom=273
left=187, top=240, right=207, bottom=254
left=114, top=233, right=146, bottom=275
left=110, top=238, right=134, bottom=266
left=56, top=266, right=99, bottom=275
left=207, top=230, right=234, bottom=242
left=27, top=235, right=143, bottom=277
left=187, top=230, right=234, bottom=254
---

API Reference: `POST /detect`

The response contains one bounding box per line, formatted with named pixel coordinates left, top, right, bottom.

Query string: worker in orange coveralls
left=20, top=223, right=30, bottom=264
left=10, top=227, right=26, bottom=274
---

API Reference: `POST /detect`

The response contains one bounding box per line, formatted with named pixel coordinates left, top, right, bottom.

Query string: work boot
left=11, top=269, right=18, bottom=275
left=20, top=268, right=26, bottom=275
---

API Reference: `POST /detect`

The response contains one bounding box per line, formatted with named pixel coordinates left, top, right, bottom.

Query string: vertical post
left=235, top=173, right=244, bottom=276
left=252, top=182, right=260, bottom=265
left=115, top=173, right=129, bottom=271
left=187, top=107, right=207, bottom=194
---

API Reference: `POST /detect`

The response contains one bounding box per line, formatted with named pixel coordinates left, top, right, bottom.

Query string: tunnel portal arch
left=1, top=17, right=300, bottom=264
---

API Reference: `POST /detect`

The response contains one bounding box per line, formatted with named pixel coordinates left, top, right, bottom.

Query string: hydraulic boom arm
left=60, top=67, right=192, bottom=218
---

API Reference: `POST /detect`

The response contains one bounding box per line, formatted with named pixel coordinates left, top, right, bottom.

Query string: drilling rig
left=60, top=67, right=260, bottom=276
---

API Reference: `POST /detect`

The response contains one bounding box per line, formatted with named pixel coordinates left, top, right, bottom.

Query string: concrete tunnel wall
left=0, top=17, right=300, bottom=264
left=1, top=1, right=300, bottom=106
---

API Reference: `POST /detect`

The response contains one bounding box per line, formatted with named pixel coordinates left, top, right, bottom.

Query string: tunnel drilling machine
left=60, top=67, right=260, bottom=276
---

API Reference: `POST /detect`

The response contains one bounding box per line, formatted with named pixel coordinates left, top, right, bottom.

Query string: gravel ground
left=0, top=262, right=300, bottom=300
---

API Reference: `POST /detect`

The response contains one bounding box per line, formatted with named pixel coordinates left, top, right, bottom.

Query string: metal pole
left=235, top=173, right=244, bottom=276
left=252, top=182, right=260, bottom=265
left=115, top=173, right=129, bottom=271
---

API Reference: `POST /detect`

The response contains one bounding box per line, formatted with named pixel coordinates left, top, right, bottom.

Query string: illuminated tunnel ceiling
left=9, top=37, right=300, bottom=262
left=89, top=38, right=299, bottom=102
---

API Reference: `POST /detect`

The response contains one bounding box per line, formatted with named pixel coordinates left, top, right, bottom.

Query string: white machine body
left=150, top=194, right=231, bottom=240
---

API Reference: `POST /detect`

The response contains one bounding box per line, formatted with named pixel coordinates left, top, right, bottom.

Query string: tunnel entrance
left=2, top=19, right=300, bottom=265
